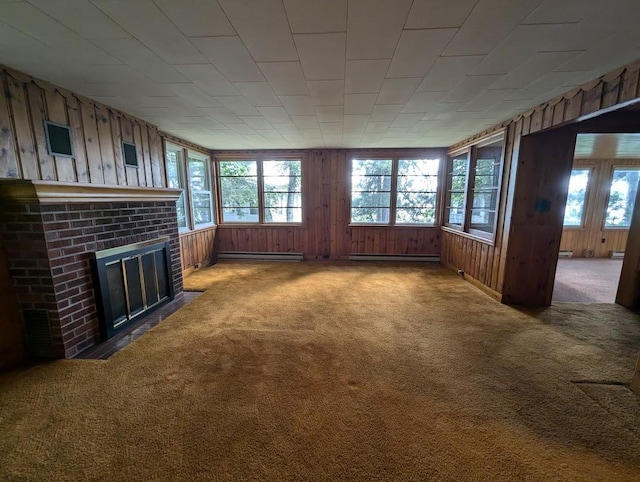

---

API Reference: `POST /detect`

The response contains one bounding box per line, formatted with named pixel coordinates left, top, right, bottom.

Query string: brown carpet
left=1, top=261, right=640, bottom=481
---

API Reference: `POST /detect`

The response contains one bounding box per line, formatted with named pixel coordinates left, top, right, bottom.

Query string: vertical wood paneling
left=0, top=75, right=19, bottom=178
left=179, top=227, right=218, bottom=273
left=0, top=67, right=168, bottom=188
left=66, top=96, right=89, bottom=182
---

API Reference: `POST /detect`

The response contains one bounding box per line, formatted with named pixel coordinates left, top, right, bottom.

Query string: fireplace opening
left=91, top=238, right=175, bottom=339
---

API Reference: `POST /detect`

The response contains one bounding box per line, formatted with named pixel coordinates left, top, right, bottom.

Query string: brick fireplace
left=0, top=180, right=182, bottom=358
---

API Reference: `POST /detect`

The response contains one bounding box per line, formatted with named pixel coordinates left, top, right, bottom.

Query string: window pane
left=350, top=207, right=390, bottom=224
left=219, top=160, right=259, bottom=223
left=447, top=154, right=468, bottom=225
left=166, top=146, right=189, bottom=229
left=192, top=192, right=212, bottom=225
left=564, top=169, right=590, bottom=226
left=350, top=159, right=392, bottom=224
left=396, top=207, right=436, bottom=224
left=188, top=155, right=213, bottom=227
left=263, top=160, right=302, bottom=223
left=606, top=168, right=640, bottom=227
left=395, top=159, right=439, bottom=225
left=470, top=139, right=503, bottom=233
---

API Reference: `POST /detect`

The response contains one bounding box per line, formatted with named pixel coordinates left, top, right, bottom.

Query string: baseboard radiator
left=611, top=250, right=625, bottom=259
left=217, top=251, right=303, bottom=261
left=349, top=254, right=440, bottom=262
left=558, top=250, right=573, bottom=258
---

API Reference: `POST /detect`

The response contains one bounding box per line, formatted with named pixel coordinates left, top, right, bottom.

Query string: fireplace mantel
left=0, top=180, right=182, bottom=204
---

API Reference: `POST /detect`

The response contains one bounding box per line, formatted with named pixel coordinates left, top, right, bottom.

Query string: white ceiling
left=1, top=0, right=640, bottom=150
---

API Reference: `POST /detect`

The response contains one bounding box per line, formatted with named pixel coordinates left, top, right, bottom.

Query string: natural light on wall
left=350, top=158, right=439, bottom=225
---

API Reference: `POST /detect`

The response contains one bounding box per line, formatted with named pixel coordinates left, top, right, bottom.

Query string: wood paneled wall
left=213, top=149, right=444, bottom=260
left=180, top=226, right=218, bottom=274
left=560, top=159, right=640, bottom=257
left=0, top=67, right=166, bottom=187
left=442, top=58, right=640, bottom=299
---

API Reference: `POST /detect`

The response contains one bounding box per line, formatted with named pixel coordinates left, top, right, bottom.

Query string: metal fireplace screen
left=91, top=239, right=174, bottom=339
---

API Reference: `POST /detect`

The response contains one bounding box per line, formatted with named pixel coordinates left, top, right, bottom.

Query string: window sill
left=348, top=223, right=439, bottom=228
left=441, top=225, right=496, bottom=246
left=217, top=223, right=305, bottom=228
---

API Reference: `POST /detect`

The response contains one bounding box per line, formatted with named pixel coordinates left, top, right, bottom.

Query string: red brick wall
left=0, top=201, right=182, bottom=358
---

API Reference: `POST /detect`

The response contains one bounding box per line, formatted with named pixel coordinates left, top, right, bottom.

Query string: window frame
left=348, top=156, right=442, bottom=227
left=215, top=155, right=304, bottom=226
left=443, top=131, right=506, bottom=243
left=164, top=141, right=215, bottom=233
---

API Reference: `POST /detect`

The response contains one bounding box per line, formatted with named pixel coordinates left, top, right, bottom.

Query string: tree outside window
left=606, top=168, right=640, bottom=227
left=564, top=169, right=590, bottom=226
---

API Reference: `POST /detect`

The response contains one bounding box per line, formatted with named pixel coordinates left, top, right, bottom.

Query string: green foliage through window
left=606, top=168, right=640, bottom=227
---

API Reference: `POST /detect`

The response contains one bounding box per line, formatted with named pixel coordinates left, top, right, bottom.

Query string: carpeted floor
left=1, top=261, right=640, bottom=481
left=553, top=258, right=623, bottom=303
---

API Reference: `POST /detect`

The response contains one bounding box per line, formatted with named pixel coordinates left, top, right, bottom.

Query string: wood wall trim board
left=441, top=261, right=502, bottom=302
left=0, top=179, right=182, bottom=204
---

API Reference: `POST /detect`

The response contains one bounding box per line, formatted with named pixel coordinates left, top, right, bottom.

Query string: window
left=44, top=120, right=73, bottom=157
left=122, top=141, right=138, bottom=168
left=445, top=132, right=505, bottom=241
left=564, top=169, right=590, bottom=226
left=350, top=158, right=440, bottom=225
left=605, top=167, right=640, bottom=228
left=217, top=159, right=302, bottom=224
left=165, top=143, right=214, bottom=231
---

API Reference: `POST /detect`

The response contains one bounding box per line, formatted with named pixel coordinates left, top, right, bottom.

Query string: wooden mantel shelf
left=0, top=180, right=182, bottom=204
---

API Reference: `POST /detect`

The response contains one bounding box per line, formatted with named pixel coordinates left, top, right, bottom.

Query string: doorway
left=553, top=134, right=640, bottom=303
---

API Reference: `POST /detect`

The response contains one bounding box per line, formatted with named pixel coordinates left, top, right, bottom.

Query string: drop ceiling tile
left=401, top=92, right=448, bottom=113
left=279, top=95, right=316, bottom=115
left=294, top=33, right=346, bottom=80
left=417, top=56, right=485, bottom=92
left=283, top=0, right=347, bottom=33
left=506, top=71, right=582, bottom=101
left=344, top=127, right=366, bottom=135
left=299, top=128, right=323, bottom=139
left=365, top=121, right=391, bottom=134
left=258, top=62, right=309, bottom=95
left=490, top=51, right=581, bottom=90
left=233, top=82, right=282, bottom=107
left=346, top=0, right=413, bottom=59
left=471, top=24, right=578, bottom=76
left=387, top=29, right=458, bottom=78
left=238, top=116, right=272, bottom=130
left=343, top=115, right=369, bottom=128
left=390, top=113, right=424, bottom=128
left=554, top=34, right=640, bottom=74
left=192, top=37, right=264, bottom=82
left=377, top=78, right=422, bottom=105
left=256, top=128, right=284, bottom=139
left=154, top=0, right=235, bottom=37
left=26, top=0, right=130, bottom=39
left=320, top=122, right=343, bottom=135
left=345, top=59, right=389, bottom=94
left=273, top=123, right=299, bottom=135
left=443, top=0, right=543, bottom=56
left=523, top=0, right=602, bottom=24
left=323, top=135, right=343, bottom=146
left=458, top=89, right=519, bottom=112
left=215, top=96, right=261, bottom=116
left=218, top=0, right=297, bottom=62
left=257, top=106, right=291, bottom=123
left=92, top=0, right=208, bottom=65
left=362, top=133, right=384, bottom=143
left=93, top=38, right=188, bottom=83
left=371, top=104, right=404, bottom=121
left=161, top=83, right=222, bottom=108
left=0, top=2, right=121, bottom=64
left=308, top=80, right=344, bottom=106
left=292, top=116, right=320, bottom=129
left=406, top=0, right=478, bottom=28
left=175, top=64, right=239, bottom=96
left=440, top=75, right=501, bottom=103
left=228, top=123, right=258, bottom=136
left=344, top=93, right=378, bottom=114
left=197, top=107, right=242, bottom=124
left=315, top=106, right=344, bottom=122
